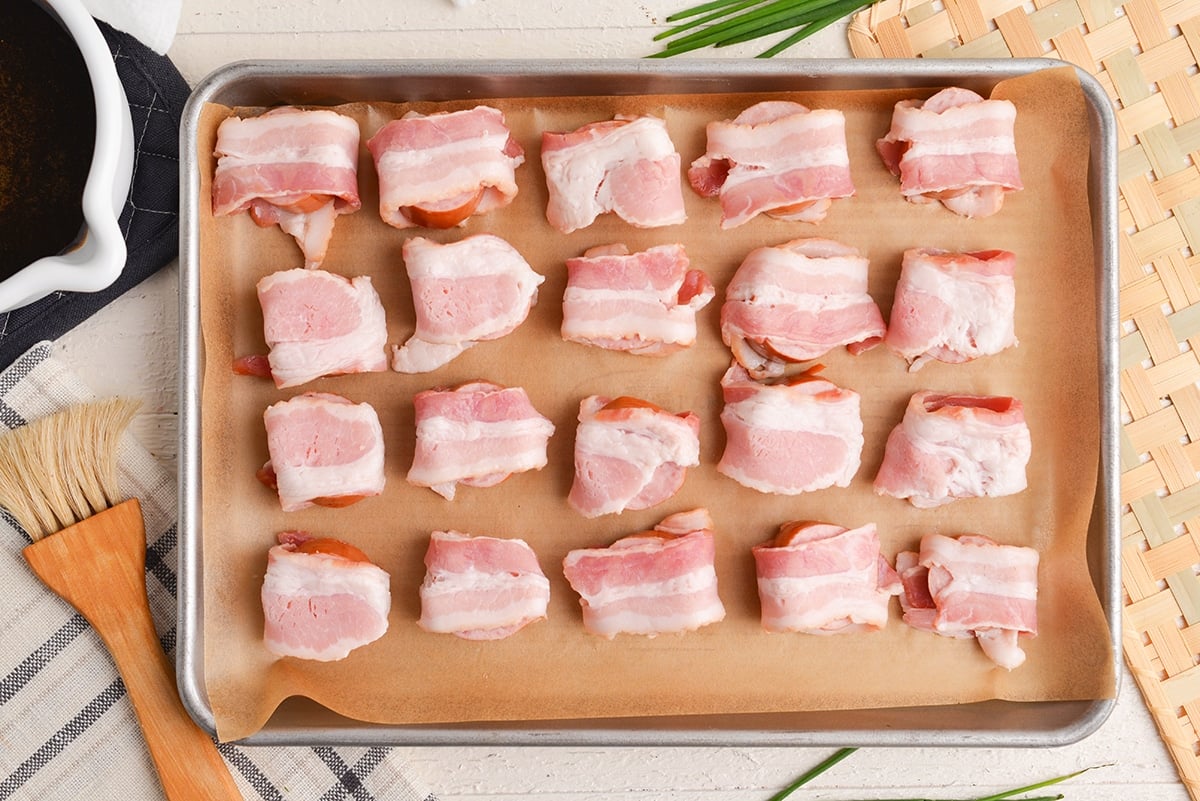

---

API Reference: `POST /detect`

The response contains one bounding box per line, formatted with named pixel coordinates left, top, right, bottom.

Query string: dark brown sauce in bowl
left=0, top=0, right=98, bottom=281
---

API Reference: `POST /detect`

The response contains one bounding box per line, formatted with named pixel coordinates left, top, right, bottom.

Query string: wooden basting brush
left=0, top=398, right=242, bottom=801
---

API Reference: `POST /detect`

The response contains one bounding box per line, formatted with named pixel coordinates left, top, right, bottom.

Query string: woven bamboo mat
left=848, top=0, right=1200, bottom=795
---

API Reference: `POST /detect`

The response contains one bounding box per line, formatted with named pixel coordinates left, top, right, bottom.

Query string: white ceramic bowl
left=0, top=0, right=135, bottom=312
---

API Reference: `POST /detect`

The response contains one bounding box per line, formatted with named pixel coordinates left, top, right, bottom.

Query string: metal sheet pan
left=177, top=58, right=1119, bottom=746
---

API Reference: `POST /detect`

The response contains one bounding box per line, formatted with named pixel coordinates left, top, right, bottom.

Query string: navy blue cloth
left=0, top=20, right=189, bottom=368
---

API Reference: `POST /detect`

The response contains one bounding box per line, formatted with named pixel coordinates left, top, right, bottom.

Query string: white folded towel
left=80, top=0, right=181, bottom=54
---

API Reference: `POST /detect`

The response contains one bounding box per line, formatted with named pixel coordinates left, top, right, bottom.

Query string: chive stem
left=720, top=0, right=852, bottom=35
left=970, top=765, right=1104, bottom=801
left=765, top=747, right=857, bottom=801
left=651, top=0, right=869, bottom=58
left=664, top=0, right=752, bottom=22
left=660, top=0, right=801, bottom=43
left=715, top=0, right=858, bottom=48
left=766, top=759, right=1106, bottom=801
left=662, top=0, right=813, bottom=49
left=755, top=0, right=871, bottom=55
left=654, top=0, right=764, bottom=41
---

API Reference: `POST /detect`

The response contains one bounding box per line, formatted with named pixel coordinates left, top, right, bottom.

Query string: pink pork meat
left=874, top=391, right=1031, bottom=508
left=253, top=267, right=388, bottom=388
left=896, top=533, right=1039, bottom=670
left=717, top=364, right=863, bottom=495
left=212, top=107, right=361, bottom=268
left=561, top=243, right=715, bottom=355
left=259, top=392, right=386, bottom=512
left=688, top=101, right=855, bottom=228
left=407, top=380, right=556, bottom=501
left=876, top=87, right=1023, bottom=218
left=753, top=521, right=901, bottom=634
left=392, top=234, right=544, bottom=373
left=561, top=508, right=725, bottom=638
left=894, top=551, right=947, bottom=635
left=261, top=531, right=390, bottom=661
left=366, top=105, right=524, bottom=230
left=541, top=115, right=687, bottom=234
left=418, top=530, right=551, bottom=640
left=885, top=248, right=1017, bottom=371
left=722, top=238, right=886, bottom=379
left=568, top=396, right=701, bottom=518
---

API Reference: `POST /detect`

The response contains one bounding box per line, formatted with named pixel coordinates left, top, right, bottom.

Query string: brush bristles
left=0, top=398, right=139, bottom=540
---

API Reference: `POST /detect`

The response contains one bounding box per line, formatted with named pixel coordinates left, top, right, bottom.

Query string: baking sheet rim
left=176, top=57, right=1120, bottom=746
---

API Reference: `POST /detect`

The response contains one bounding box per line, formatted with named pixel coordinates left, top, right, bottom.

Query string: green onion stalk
left=651, top=0, right=876, bottom=58
left=766, top=747, right=1104, bottom=801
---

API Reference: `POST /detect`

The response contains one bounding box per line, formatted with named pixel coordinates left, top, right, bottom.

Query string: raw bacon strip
left=688, top=101, right=855, bottom=228
left=260, top=392, right=386, bottom=512
left=876, top=87, right=1023, bottom=218
left=874, top=391, right=1031, bottom=508
left=261, top=531, right=390, bottom=661
left=213, top=107, right=361, bottom=268
left=561, top=508, right=725, bottom=638
left=541, top=115, right=687, bottom=234
left=255, top=268, right=388, bottom=389
left=897, top=533, right=1039, bottom=670
left=391, top=234, right=544, bottom=373
left=893, top=551, right=959, bottom=635
left=722, top=238, right=886, bottom=379
left=717, top=364, right=863, bottom=495
left=753, top=521, right=901, bottom=634
left=568, top=396, right=701, bottom=518
left=418, top=530, right=550, bottom=640
left=561, top=243, right=715, bottom=355
left=366, top=105, right=524, bottom=230
left=885, top=248, right=1017, bottom=371
left=407, top=380, right=556, bottom=501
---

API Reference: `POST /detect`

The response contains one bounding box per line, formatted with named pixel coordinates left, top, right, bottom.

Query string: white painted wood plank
left=55, top=263, right=180, bottom=472
left=396, top=674, right=1183, bottom=800
left=167, top=28, right=855, bottom=87
left=178, top=0, right=675, bottom=33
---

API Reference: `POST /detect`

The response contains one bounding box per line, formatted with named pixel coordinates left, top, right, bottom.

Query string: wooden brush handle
left=23, top=498, right=243, bottom=801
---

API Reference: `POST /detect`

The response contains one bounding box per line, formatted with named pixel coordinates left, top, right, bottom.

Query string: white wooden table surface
left=54, top=1, right=1185, bottom=799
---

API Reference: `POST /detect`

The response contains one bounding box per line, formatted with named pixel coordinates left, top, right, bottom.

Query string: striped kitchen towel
left=0, top=342, right=437, bottom=801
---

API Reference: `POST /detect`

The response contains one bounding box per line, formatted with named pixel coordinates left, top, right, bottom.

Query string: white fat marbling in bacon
left=688, top=101, right=855, bottom=228
left=255, top=268, right=388, bottom=389
left=876, top=87, right=1022, bottom=218
left=897, top=533, right=1039, bottom=669
left=261, top=531, right=390, bottom=661
left=874, top=391, right=1031, bottom=508
left=418, top=530, right=550, bottom=640
left=753, top=521, right=900, bottom=634
left=722, top=238, right=886, bottom=379
left=407, top=381, right=556, bottom=500
left=541, top=115, right=687, bottom=234
left=366, top=105, right=524, bottom=230
left=561, top=508, right=725, bottom=638
left=260, top=393, right=385, bottom=512
left=391, top=234, right=544, bottom=373
left=885, top=248, right=1017, bottom=371
left=213, top=108, right=361, bottom=268
left=717, top=364, right=863, bottom=495
left=568, top=396, right=701, bottom=518
left=561, top=243, right=714, bottom=355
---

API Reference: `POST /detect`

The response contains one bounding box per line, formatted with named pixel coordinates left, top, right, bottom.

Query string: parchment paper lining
left=195, top=66, right=1114, bottom=743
